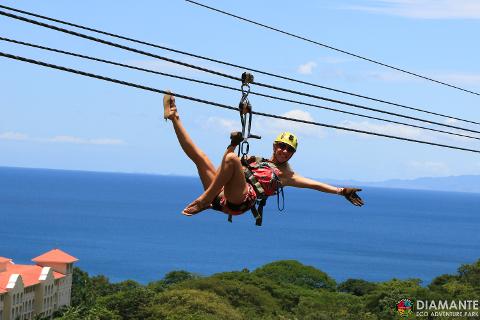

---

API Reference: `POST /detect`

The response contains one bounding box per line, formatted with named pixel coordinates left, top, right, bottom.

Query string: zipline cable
left=1, top=9, right=479, bottom=136
left=1, top=50, right=479, bottom=154
left=186, top=0, right=480, bottom=97
left=2, top=36, right=479, bottom=142
left=0, top=3, right=477, bottom=126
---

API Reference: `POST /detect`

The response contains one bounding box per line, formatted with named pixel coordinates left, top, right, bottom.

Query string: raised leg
left=164, top=93, right=216, bottom=190
left=182, top=146, right=249, bottom=216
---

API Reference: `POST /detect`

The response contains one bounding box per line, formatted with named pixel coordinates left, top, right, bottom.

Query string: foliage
left=173, top=277, right=282, bottom=318
left=252, top=260, right=337, bottom=291
left=147, top=270, right=199, bottom=292
left=147, top=289, right=244, bottom=320
left=96, top=286, right=155, bottom=320
left=211, top=271, right=302, bottom=313
left=52, top=305, right=120, bottom=320
left=294, top=291, right=378, bottom=320
left=338, top=279, right=377, bottom=296
left=457, top=259, right=480, bottom=293
left=57, top=259, right=480, bottom=320
left=71, top=267, right=92, bottom=307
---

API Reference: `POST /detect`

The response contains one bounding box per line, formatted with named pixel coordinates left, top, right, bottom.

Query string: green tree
left=428, top=274, right=458, bottom=293
left=64, top=259, right=480, bottom=320
left=111, top=279, right=142, bottom=293
left=147, top=289, right=244, bottom=320
left=338, top=279, right=377, bottom=296
left=294, top=291, right=378, bottom=320
left=363, top=279, right=427, bottom=320
left=212, top=271, right=300, bottom=313
left=458, top=259, right=480, bottom=291
left=53, top=305, right=121, bottom=320
left=71, top=267, right=93, bottom=307
left=90, top=275, right=115, bottom=297
left=174, top=277, right=281, bottom=318
left=253, top=260, right=336, bottom=291
left=97, top=286, right=155, bottom=320
left=147, top=270, right=199, bottom=293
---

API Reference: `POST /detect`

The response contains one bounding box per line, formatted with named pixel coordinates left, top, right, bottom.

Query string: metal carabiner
left=237, top=72, right=260, bottom=157
left=240, top=140, right=250, bottom=157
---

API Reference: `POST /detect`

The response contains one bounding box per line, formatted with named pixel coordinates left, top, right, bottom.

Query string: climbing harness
left=241, top=156, right=284, bottom=226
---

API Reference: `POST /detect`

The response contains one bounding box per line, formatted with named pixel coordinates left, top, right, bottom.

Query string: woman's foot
left=163, top=91, right=178, bottom=121
left=229, top=131, right=243, bottom=148
left=182, top=197, right=212, bottom=216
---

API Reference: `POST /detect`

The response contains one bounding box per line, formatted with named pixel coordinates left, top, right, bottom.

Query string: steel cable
left=2, top=36, right=479, bottom=142
left=0, top=9, right=479, bottom=136
left=0, top=3, right=477, bottom=125
left=186, top=0, right=480, bottom=97
left=1, top=51, right=479, bottom=154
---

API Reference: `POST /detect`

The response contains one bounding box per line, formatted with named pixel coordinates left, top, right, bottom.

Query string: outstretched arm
left=283, top=173, right=364, bottom=206
left=284, top=174, right=340, bottom=193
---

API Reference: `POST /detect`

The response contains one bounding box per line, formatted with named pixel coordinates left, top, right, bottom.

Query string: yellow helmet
left=274, top=132, right=298, bottom=151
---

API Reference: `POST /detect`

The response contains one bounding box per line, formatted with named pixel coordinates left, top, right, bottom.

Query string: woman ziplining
left=163, top=91, right=364, bottom=225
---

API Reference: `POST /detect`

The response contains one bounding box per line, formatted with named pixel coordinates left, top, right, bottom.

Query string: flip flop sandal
left=182, top=203, right=213, bottom=216
left=163, top=90, right=175, bottom=120
left=229, top=131, right=243, bottom=148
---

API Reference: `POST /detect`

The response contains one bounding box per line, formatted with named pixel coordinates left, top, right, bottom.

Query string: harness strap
left=250, top=205, right=261, bottom=225
left=252, top=197, right=267, bottom=226
left=243, top=167, right=264, bottom=196
left=228, top=156, right=284, bottom=225
left=277, top=184, right=285, bottom=211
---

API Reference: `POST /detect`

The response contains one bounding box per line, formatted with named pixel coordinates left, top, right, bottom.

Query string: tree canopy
left=56, top=258, right=480, bottom=320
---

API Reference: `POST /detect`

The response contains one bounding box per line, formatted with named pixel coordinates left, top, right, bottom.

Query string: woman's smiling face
left=272, top=142, right=295, bottom=164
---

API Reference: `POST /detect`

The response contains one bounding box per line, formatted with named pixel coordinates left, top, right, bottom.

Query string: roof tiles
left=0, top=249, right=75, bottom=293
left=32, top=249, right=78, bottom=264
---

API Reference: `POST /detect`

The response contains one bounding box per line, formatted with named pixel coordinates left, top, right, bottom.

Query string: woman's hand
left=342, top=188, right=364, bottom=206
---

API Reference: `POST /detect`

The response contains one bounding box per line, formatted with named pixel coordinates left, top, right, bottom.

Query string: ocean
left=1, top=166, right=479, bottom=285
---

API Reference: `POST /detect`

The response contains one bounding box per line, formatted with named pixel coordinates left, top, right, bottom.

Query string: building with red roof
left=0, top=249, right=78, bottom=320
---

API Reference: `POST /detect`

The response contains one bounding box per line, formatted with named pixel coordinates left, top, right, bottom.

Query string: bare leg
left=182, top=146, right=249, bottom=216
left=164, top=93, right=216, bottom=189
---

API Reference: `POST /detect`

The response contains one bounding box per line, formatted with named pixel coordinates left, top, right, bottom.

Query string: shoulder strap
left=243, top=166, right=265, bottom=197
left=231, top=156, right=282, bottom=226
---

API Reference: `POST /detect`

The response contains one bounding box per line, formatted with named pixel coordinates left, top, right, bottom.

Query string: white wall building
left=0, top=249, right=78, bottom=320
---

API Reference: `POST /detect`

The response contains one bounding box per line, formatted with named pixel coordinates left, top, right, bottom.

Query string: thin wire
left=186, top=0, right=480, bottom=97
left=1, top=51, right=479, bottom=154
left=0, top=10, right=240, bottom=78
left=1, top=10, right=479, bottom=136
left=2, top=36, right=479, bottom=142
left=0, top=3, right=477, bottom=126
left=254, top=80, right=480, bottom=135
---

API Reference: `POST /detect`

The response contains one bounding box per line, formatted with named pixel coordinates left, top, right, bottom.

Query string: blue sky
left=1, top=0, right=479, bottom=181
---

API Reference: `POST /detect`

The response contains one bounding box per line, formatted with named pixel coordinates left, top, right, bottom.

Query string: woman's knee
left=224, top=152, right=241, bottom=166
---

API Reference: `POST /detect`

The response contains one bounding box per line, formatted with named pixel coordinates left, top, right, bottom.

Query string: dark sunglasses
left=277, top=142, right=295, bottom=153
